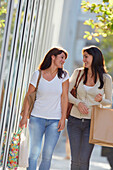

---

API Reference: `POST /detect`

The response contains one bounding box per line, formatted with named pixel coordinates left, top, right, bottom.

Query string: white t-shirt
left=30, top=70, right=69, bottom=119
left=83, top=85, right=94, bottom=91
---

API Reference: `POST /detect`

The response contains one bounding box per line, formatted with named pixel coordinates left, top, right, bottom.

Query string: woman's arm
left=19, top=84, right=35, bottom=128
left=58, top=79, right=69, bottom=132
left=95, top=74, right=112, bottom=106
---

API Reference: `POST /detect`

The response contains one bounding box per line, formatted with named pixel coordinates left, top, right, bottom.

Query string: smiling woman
left=67, top=45, right=112, bottom=170
left=19, top=47, right=69, bottom=170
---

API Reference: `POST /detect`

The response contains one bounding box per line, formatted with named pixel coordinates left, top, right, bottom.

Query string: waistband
left=69, top=115, right=91, bottom=122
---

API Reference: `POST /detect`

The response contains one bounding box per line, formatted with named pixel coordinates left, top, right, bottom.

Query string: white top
left=83, top=84, right=94, bottom=91
left=30, top=70, right=69, bottom=119
left=69, top=68, right=112, bottom=119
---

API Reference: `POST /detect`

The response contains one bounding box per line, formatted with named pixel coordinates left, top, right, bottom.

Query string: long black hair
left=82, top=45, right=107, bottom=89
left=39, top=47, right=68, bottom=78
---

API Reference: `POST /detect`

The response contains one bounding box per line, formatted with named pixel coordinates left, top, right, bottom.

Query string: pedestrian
left=67, top=45, right=112, bottom=170
left=19, top=47, right=69, bottom=170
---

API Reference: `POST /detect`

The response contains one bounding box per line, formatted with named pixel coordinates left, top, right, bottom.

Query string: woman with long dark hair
left=19, top=47, right=69, bottom=170
left=67, top=45, right=112, bottom=170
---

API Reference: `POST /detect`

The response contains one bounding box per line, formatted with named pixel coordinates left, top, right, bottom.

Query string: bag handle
left=73, top=70, right=84, bottom=89
left=74, top=70, right=81, bottom=88
left=76, top=71, right=84, bottom=88
left=35, top=70, right=41, bottom=91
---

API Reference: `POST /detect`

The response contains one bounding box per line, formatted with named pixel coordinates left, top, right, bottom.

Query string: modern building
left=0, top=0, right=99, bottom=169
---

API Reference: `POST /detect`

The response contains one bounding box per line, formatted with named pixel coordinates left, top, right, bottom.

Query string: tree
left=81, top=0, right=113, bottom=42
left=0, top=7, right=6, bottom=27
left=0, top=1, right=7, bottom=52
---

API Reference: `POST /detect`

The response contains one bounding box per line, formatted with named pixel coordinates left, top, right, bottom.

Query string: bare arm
left=58, top=79, right=69, bottom=132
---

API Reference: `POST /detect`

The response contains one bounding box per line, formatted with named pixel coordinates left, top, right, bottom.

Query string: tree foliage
left=0, top=6, right=6, bottom=28
left=81, top=0, right=113, bottom=42
left=0, top=2, right=7, bottom=50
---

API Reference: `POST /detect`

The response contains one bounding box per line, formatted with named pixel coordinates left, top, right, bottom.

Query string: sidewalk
left=50, top=132, right=111, bottom=170
left=0, top=132, right=111, bottom=170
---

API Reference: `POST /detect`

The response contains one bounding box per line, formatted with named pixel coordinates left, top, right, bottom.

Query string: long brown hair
left=82, top=45, right=107, bottom=89
left=39, top=47, right=68, bottom=78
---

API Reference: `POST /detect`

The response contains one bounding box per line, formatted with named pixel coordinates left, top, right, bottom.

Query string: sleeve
left=68, top=69, right=82, bottom=106
left=62, top=71, right=69, bottom=83
left=30, top=70, right=39, bottom=88
left=100, top=74, right=112, bottom=106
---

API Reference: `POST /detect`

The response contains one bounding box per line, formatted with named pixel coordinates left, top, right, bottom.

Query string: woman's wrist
left=61, top=114, right=66, bottom=120
left=22, top=115, right=27, bottom=120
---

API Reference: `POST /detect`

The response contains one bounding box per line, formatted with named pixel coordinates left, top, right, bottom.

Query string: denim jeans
left=67, top=115, right=94, bottom=170
left=27, top=116, right=60, bottom=170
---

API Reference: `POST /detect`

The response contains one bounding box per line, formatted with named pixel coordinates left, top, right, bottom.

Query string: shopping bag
left=18, top=132, right=29, bottom=167
left=0, top=128, right=22, bottom=169
left=0, top=131, right=7, bottom=166
left=89, top=106, right=113, bottom=147
left=20, top=70, right=41, bottom=119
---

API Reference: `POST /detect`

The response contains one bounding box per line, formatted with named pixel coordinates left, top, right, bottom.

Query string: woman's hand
left=57, top=117, right=65, bottom=132
left=19, top=117, right=27, bottom=128
left=78, top=102, right=89, bottom=114
left=95, top=93, right=102, bottom=102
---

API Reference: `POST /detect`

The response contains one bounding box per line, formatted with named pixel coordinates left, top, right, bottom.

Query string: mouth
left=84, top=62, right=88, bottom=67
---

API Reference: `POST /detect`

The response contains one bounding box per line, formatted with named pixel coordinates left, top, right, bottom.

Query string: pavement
left=0, top=130, right=111, bottom=170
left=49, top=131, right=111, bottom=170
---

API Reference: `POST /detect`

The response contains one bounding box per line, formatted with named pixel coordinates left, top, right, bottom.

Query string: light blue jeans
left=27, top=116, right=60, bottom=170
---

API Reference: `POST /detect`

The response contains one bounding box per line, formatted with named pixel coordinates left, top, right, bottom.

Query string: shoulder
left=32, top=69, right=40, bottom=77
left=30, top=70, right=41, bottom=87
left=103, top=73, right=112, bottom=87
left=30, top=70, right=40, bottom=81
left=103, top=73, right=112, bottom=81
left=72, top=67, right=84, bottom=75
left=61, top=70, right=69, bottom=82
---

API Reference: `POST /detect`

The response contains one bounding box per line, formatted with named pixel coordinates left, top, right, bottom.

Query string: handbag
left=89, top=105, right=113, bottom=147
left=0, top=128, right=22, bottom=169
left=20, top=70, right=41, bottom=119
left=66, top=70, right=84, bottom=119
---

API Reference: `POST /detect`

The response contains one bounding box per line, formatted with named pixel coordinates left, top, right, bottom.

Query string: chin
left=58, top=66, right=62, bottom=69
left=84, top=65, right=89, bottom=68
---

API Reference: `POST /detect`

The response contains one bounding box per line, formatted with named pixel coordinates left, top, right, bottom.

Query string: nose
left=83, top=57, right=85, bottom=62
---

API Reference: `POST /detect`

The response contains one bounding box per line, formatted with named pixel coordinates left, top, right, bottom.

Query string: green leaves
left=103, top=0, right=109, bottom=3
left=0, top=20, right=5, bottom=28
left=81, top=0, right=113, bottom=41
left=0, top=7, right=7, bottom=15
left=0, top=7, right=7, bottom=28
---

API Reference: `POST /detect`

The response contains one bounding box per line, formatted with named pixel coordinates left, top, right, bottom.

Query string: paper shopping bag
left=89, top=106, right=113, bottom=147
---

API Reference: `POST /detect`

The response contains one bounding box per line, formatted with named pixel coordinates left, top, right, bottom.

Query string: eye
left=84, top=55, right=88, bottom=58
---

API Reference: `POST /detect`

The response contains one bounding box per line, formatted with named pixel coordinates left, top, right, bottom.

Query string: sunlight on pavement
left=52, top=155, right=65, bottom=160
left=91, top=161, right=110, bottom=169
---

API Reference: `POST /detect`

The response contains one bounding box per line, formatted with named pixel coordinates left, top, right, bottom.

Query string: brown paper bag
left=89, top=105, right=113, bottom=147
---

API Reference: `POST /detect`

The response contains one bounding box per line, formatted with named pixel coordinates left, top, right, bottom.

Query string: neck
left=46, top=66, right=58, bottom=75
left=88, top=68, right=93, bottom=77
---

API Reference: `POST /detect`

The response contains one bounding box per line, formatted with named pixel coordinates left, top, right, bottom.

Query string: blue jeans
left=27, top=116, right=60, bottom=170
left=67, top=116, right=94, bottom=170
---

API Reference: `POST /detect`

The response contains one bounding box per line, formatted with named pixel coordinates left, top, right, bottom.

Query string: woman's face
left=83, top=51, right=93, bottom=69
left=53, top=52, right=66, bottom=68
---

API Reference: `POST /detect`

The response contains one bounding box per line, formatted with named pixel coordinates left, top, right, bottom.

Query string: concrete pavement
left=50, top=132, right=111, bottom=170
left=0, top=131, right=111, bottom=170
